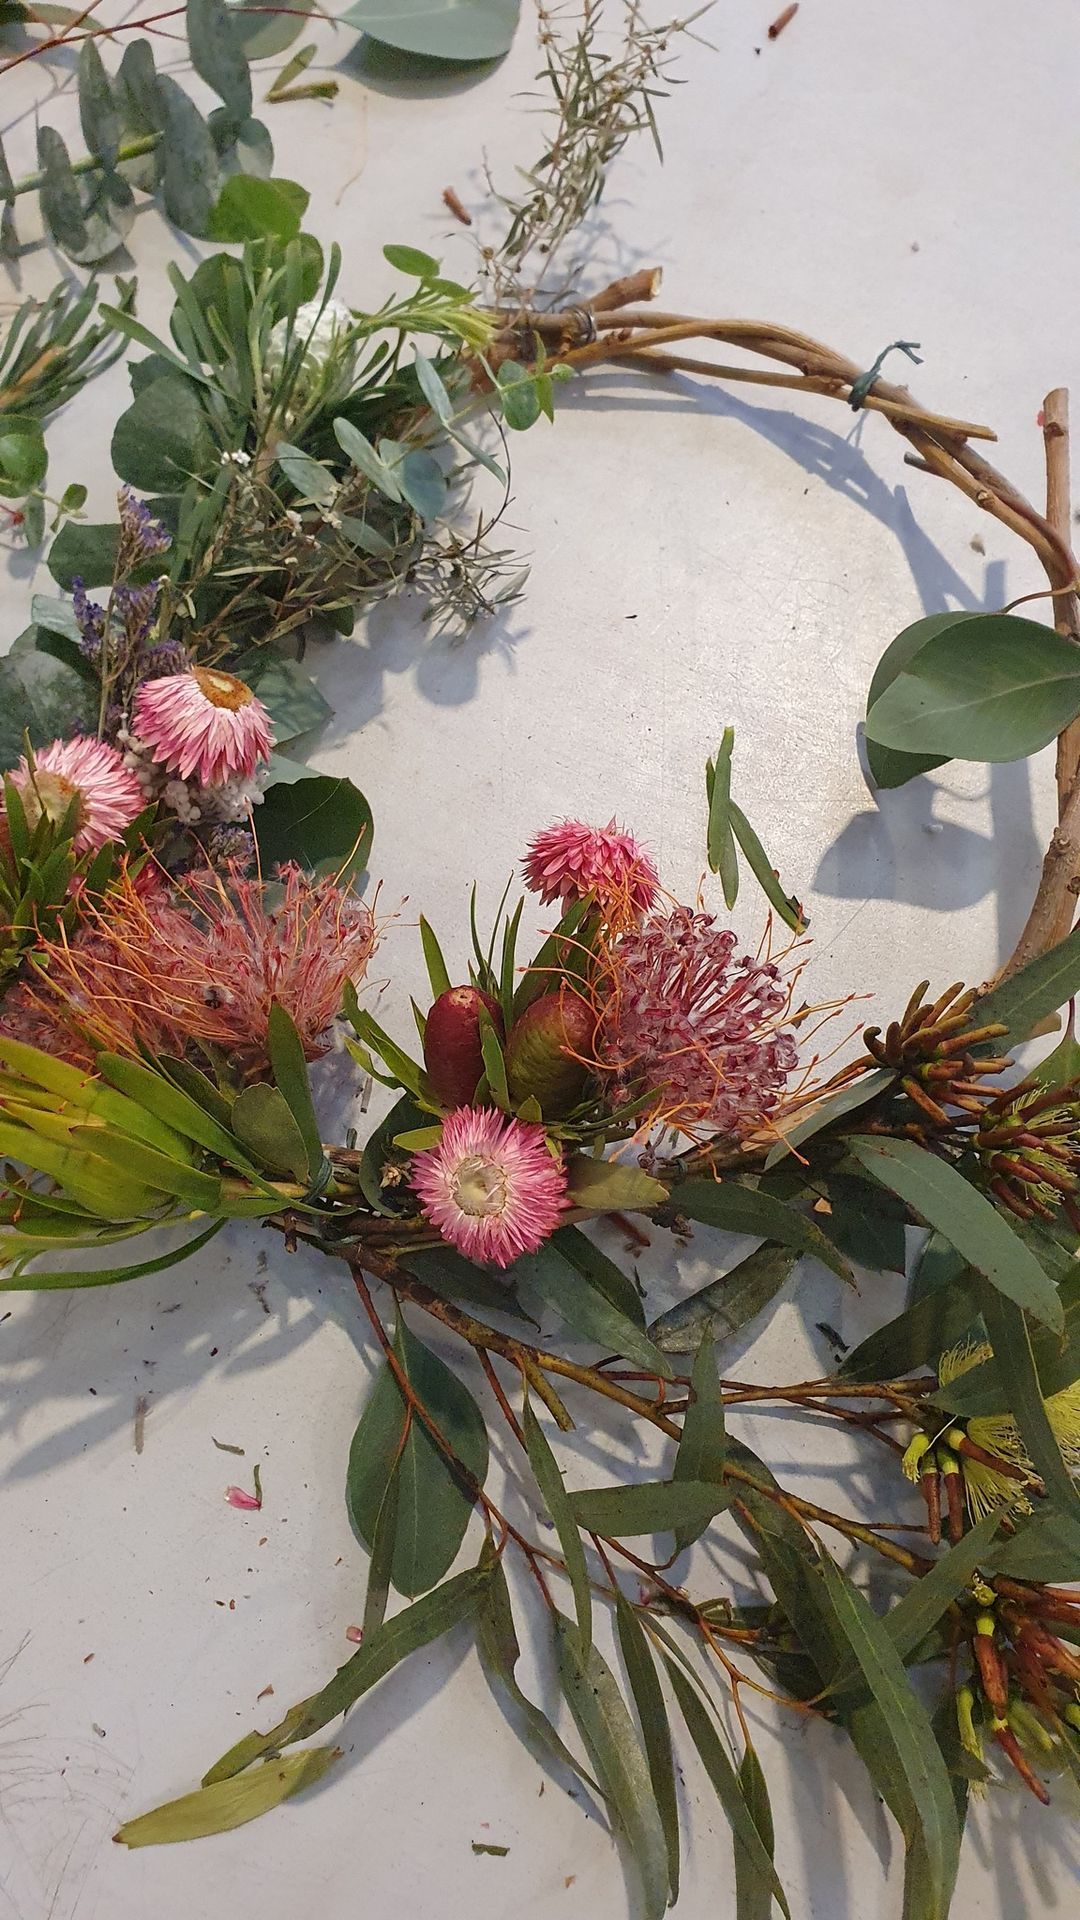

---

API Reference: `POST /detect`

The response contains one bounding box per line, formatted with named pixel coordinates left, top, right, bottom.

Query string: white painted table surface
left=2, top=3, right=1079, bottom=1916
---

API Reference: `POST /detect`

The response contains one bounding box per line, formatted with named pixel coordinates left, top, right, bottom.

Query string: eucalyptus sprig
left=0, top=0, right=304, bottom=265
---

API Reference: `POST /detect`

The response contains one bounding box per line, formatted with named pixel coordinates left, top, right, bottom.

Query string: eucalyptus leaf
left=346, top=1319, right=488, bottom=1596
left=989, top=1509, right=1080, bottom=1582
left=78, top=40, right=120, bottom=169
left=812, top=1556, right=961, bottom=1920
left=706, top=728, right=738, bottom=907
left=114, top=1748, right=339, bottom=1847
left=0, top=651, right=99, bottom=771
left=158, top=76, right=221, bottom=235
left=649, top=1242, right=798, bottom=1355
left=839, top=1277, right=977, bottom=1383
left=554, top=1614, right=670, bottom=1920
left=733, top=1745, right=777, bottom=1920
left=565, top=1156, right=667, bottom=1214
left=188, top=0, right=253, bottom=128
left=850, top=1137, right=1063, bottom=1332
left=497, top=360, right=542, bottom=431
left=522, top=1399, right=590, bottom=1646
left=864, top=611, right=966, bottom=788
left=111, top=372, right=214, bottom=493
left=47, top=520, right=122, bottom=591
left=206, top=1562, right=491, bottom=1778
left=823, top=1174, right=907, bottom=1274
left=255, top=773, right=373, bottom=878
left=342, top=0, right=520, bottom=62
left=614, top=1593, right=679, bottom=1902
left=975, top=925, right=1080, bottom=1051
left=664, top=1662, right=790, bottom=1918
left=765, top=1068, right=895, bottom=1168
left=276, top=441, right=336, bottom=504
left=865, top=613, right=1080, bottom=765
left=551, top=1224, right=645, bottom=1329
left=475, top=1553, right=596, bottom=1794
left=208, top=173, right=307, bottom=242
left=568, top=1478, right=732, bottom=1539
left=0, top=417, right=47, bottom=498
left=673, top=1333, right=727, bottom=1551
left=333, top=416, right=403, bottom=502
left=976, top=1281, right=1080, bottom=1518
left=401, top=1243, right=532, bottom=1321
left=228, top=0, right=312, bottom=58
left=513, top=1241, right=673, bottom=1378
left=671, top=1179, right=852, bottom=1283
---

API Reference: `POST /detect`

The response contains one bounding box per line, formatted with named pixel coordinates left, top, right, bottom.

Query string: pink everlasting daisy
left=596, top=905, right=798, bottom=1140
left=523, top=818, right=659, bottom=923
left=8, top=736, right=144, bottom=854
left=412, top=1106, right=568, bottom=1269
left=133, top=667, right=273, bottom=787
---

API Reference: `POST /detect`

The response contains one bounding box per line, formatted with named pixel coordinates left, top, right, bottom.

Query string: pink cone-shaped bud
left=423, top=986, right=504, bottom=1108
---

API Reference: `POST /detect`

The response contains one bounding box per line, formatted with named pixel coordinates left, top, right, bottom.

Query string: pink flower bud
left=423, top=986, right=504, bottom=1108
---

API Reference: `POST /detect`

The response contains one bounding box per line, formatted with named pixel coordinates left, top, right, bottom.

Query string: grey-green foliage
left=0, top=275, right=132, bottom=539
left=0, top=0, right=304, bottom=265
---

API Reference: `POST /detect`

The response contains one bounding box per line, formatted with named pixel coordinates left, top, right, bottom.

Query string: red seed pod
left=1015, top=1620, right=1080, bottom=1685
left=973, top=1618, right=1009, bottom=1716
left=919, top=1462, right=941, bottom=1545
left=990, top=1718, right=1052, bottom=1804
left=505, top=986, right=597, bottom=1117
left=1005, top=1641, right=1056, bottom=1715
left=423, top=986, right=504, bottom=1108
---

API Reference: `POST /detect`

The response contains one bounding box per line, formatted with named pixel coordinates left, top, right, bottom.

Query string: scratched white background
left=1, top=4, right=1079, bottom=1917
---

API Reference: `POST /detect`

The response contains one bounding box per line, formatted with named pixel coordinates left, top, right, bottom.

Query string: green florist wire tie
left=848, top=338, right=924, bottom=410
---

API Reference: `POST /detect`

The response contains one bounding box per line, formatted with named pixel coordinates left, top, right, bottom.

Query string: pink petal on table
left=225, top=1484, right=261, bottom=1510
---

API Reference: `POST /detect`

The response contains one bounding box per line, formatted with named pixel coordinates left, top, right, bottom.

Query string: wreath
left=1, top=7, right=1079, bottom=1919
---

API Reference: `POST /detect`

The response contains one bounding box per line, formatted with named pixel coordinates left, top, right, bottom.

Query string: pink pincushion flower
left=596, top=906, right=798, bottom=1139
left=8, top=736, right=144, bottom=854
left=133, top=667, right=272, bottom=787
left=23, top=860, right=376, bottom=1069
left=523, top=819, right=659, bottom=921
left=412, top=1106, right=568, bottom=1268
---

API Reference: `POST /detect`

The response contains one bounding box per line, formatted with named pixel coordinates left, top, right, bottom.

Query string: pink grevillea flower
left=412, top=1106, right=568, bottom=1269
left=133, top=667, right=273, bottom=787
left=0, top=979, right=97, bottom=1070
left=596, top=906, right=798, bottom=1139
left=8, top=736, right=144, bottom=854
left=523, top=819, right=659, bottom=921
left=25, top=860, right=376, bottom=1069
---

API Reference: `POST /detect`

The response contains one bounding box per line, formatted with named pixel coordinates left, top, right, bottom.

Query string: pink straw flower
left=596, top=906, right=798, bottom=1139
left=8, top=736, right=144, bottom=853
left=133, top=667, right=273, bottom=787
left=523, top=819, right=659, bottom=921
left=412, top=1106, right=568, bottom=1268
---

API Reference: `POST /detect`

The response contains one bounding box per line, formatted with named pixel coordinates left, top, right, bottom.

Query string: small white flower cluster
left=118, top=725, right=268, bottom=827
left=220, top=448, right=252, bottom=468
left=265, top=298, right=357, bottom=398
